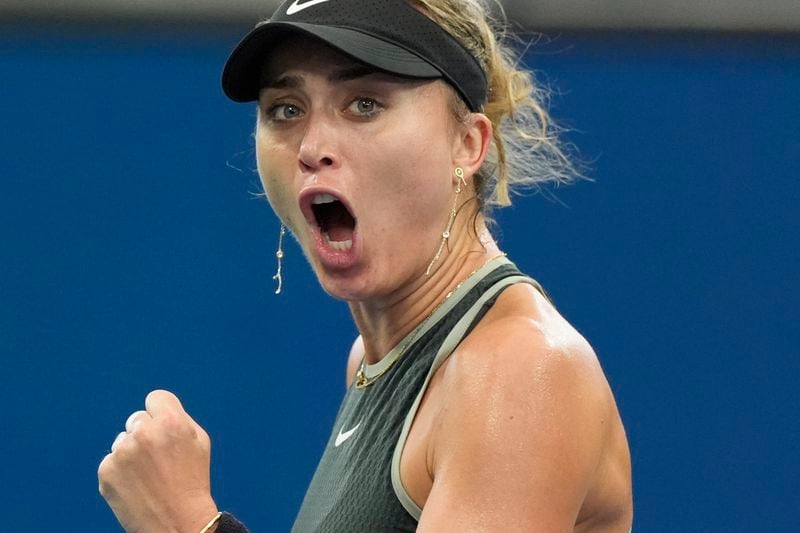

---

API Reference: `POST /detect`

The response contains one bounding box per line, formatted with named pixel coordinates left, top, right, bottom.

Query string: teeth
left=322, top=232, right=353, bottom=251
left=311, top=193, right=337, bottom=205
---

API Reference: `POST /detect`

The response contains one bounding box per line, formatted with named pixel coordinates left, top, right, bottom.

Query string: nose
left=298, top=112, right=337, bottom=173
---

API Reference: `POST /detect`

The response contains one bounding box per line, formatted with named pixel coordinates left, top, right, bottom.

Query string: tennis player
left=99, top=0, right=633, bottom=531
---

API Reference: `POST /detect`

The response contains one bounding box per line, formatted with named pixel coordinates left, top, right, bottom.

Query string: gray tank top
left=292, top=258, right=548, bottom=532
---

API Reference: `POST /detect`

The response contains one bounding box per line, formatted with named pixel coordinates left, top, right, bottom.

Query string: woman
left=98, top=0, right=633, bottom=531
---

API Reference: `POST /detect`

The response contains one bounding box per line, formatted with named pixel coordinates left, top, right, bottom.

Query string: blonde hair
left=411, top=0, right=581, bottom=214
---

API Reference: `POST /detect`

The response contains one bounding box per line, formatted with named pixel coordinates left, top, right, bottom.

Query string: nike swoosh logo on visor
left=334, top=420, right=361, bottom=447
left=286, top=0, right=334, bottom=15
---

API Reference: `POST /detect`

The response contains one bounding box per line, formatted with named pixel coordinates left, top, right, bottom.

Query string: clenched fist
left=98, top=390, right=219, bottom=533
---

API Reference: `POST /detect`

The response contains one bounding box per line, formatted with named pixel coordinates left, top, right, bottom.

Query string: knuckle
left=160, top=413, right=181, bottom=434
left=198, top=431, right=211, bottom=452
left=97, top=454, right=113, bottom=479
left=98, top=478, right=114, bottom=498
left=97, top=457, right=116, bottom=497
left=132, top=424, right=154, bottom=446
left=146, top=388, right=177, bottom=407
left=147, top=388, right=168, bottom=401
left=162, top=411, right=193, bottom=437
left=114, top=439, right=137, bottom=461
left=125, top=410, right=147, bottom=431
left=128, top=417, right=148, bottom=436
left=160, top=409, right=178, bottom=425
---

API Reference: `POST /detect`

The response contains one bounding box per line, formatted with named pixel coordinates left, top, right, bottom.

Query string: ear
left=451, top=113, right=493, bottom=185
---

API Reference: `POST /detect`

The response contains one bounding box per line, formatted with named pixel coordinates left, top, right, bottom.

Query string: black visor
left=221, top=0, right=488, bottom=111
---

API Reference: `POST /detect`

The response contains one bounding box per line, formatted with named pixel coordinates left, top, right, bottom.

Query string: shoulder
left=437, top=296, right=614, bottom=454
left=420, top=282, right=618, bottom=528
left=443, top=281, right=611, bottom=407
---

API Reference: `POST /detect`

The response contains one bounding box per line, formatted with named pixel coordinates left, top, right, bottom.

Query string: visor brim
left=222, top=22, right=443, bottom=103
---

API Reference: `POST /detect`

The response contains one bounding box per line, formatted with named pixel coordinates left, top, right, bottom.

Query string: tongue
left=325, top=207, right=355, bottom=242
left=327, top=221, right=354, bottom=242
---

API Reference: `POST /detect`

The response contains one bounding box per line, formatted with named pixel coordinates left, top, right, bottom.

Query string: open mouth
left=310, top=193, right=356, bottom=251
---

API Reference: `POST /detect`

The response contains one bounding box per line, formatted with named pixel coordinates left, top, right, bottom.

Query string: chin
left=309, top=260, right=366, bottom=302
left=317, top=277, right=369, bottom=303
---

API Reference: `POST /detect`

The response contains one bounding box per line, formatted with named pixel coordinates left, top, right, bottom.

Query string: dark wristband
left=215, top=512, right=249, bottom=533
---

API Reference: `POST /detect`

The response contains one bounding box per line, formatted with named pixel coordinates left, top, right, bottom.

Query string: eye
left=265, top=103, right=304, bottom=122
left=348, top=97, right=381, bottom=117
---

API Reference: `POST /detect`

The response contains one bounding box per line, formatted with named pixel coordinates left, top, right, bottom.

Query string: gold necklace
left=354, top=253, right=507, bottom=390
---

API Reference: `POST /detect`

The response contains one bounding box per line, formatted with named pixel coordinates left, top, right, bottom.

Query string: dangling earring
left=272, top=224, right=286, bottom=294
left=426, top=167, right=467, bottom=276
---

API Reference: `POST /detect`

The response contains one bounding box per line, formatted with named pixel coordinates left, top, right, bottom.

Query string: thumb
left=145, top=389, right=185, bottom=418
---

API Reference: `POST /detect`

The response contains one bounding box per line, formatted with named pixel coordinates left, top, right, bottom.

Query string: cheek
left=363, top=118, right=453, bottom=227
left=256, top=132, right=297, bottom=221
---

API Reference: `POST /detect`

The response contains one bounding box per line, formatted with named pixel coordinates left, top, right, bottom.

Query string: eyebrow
left=261, top=65, right=387, bottom=90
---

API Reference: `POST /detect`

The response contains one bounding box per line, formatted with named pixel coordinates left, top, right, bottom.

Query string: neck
left=349, top=218, right=502, bottom=365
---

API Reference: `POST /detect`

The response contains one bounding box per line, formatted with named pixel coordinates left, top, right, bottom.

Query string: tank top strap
left=390, top=273, right=545, bottom=520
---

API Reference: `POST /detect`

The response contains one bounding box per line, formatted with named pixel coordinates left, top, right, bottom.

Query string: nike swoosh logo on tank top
left=334, top=420, right=361, bottom=447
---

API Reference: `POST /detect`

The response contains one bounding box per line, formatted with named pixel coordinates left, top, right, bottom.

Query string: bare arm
left=417, top=318, right=613, bottom=532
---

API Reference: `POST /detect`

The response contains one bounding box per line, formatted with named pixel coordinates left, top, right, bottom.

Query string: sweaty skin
left=347, top=282, right=633, bottom=532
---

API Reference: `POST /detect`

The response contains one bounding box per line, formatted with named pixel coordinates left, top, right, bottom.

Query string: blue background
left=1, top=26, right=797, bottom=531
